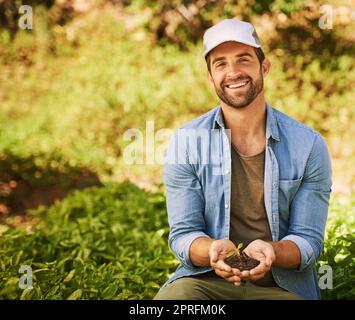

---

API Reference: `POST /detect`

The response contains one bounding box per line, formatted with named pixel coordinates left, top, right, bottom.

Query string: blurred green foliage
left=0, top=0, right=354, bottom=190
left=318, top=197, right=355, bottom=299
left=0, top=182, right=179, bottom=299
left=0, top=0, right=354, bottom=300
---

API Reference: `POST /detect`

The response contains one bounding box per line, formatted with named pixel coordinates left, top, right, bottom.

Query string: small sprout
left=226, top=243, right=244, bottom=258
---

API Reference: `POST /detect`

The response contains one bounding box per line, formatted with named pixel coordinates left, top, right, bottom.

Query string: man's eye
left=239, top=58, right=250, bottom=62
left=215, top=62, right=225, bottom=68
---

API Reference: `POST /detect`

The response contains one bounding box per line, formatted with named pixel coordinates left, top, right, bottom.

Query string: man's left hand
left=240, top=239, right=276, bottom=281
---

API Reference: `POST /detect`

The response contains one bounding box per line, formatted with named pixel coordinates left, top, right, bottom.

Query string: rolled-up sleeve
left=282, top=133, right=332, bottom=272
left=163, top=132, right=209, bottom=270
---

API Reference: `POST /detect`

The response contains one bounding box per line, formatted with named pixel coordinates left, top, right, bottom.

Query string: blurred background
left=0, top=0, right=354, bottom=299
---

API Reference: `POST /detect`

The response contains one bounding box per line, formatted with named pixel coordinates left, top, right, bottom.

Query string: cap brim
left=204, top=39, right=261, bottom=57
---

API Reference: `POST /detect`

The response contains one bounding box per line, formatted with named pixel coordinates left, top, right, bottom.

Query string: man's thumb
left=209, top=247, right=217, bottom=262
left=210, top=250, right=217, bottom=262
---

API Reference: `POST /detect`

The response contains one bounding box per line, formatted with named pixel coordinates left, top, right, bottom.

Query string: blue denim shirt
left=161, top=103, right=332, bottom=300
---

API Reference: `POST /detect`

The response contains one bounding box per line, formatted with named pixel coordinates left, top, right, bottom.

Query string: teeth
left=227, top=81, right=248, bottom=88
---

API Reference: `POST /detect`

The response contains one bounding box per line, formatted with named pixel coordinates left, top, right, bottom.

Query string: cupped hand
left=241, top=239, right=276, bottom=281
left=209, top=239, right=242, bottom=286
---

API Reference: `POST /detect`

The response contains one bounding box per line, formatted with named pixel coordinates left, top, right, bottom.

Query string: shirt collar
left=213, top=102, right=280, bottom=142
left=213, top=105, right=226, bottom=129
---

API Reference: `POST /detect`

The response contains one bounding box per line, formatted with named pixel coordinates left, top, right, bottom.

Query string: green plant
left=0, top=181, right=179, bottom=299
left=226, top=243, right=243, bottom=258
left=317, top=196, right=355, bottom=300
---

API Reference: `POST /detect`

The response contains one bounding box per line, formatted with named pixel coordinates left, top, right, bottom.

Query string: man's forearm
left=269, top=240, right=301, bottom=269
left=189, top=237, right=215, bottom=267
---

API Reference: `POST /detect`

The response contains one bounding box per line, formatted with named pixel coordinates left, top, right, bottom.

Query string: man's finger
left=264, top=251, right=275, bottom=267
left=215, top=269, right=235, bottom=280
left=216, top=259, right=232, bottom=272
left=210, top=249, right=217, bottom=263
left=240, top=270, right=250, bottom=279
left=250, top=269, right=266, bottom=278
left=262, top=246, right=275, bottom=267
left=265, top=257, right=272, bottom=268
left=243, top=248, right=251, bottom=257
left=226, top=275, right=241, bottom=285
left=250, top=263, right=266, bottom=275
left=249, top=273, right=266, bottom=281
left=231, top=268, right=241, bottom=276
left=250, top=262, right=268, bottom=276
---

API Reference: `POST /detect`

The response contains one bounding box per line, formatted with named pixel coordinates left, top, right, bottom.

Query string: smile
left=225, top=80, right=249, bottom=89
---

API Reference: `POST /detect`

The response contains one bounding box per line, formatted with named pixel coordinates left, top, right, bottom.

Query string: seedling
left=224, top=243, right=260, bottom=271
left=226, top=243, right=243, bottom=258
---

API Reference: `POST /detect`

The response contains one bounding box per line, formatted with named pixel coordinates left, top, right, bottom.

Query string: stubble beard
left=214, top=71, right=264, bottom=109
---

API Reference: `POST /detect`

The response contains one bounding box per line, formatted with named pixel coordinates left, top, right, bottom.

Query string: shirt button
left=225, top=204, right=229, bottom=209
left=225, top=170, right=230, bottom=174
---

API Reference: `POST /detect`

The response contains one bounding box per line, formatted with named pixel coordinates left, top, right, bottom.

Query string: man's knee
left=153, top=277, right=207, bottom=300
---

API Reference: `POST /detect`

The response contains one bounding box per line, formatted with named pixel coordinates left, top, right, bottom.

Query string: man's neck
left=221, top=94, right=267, bottom=156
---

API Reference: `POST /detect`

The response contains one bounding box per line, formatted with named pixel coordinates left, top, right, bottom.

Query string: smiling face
left=207, top=41, right=270, bottom=109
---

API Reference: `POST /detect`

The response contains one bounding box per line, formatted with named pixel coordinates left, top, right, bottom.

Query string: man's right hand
left=209, top=239, right=242, bottom=286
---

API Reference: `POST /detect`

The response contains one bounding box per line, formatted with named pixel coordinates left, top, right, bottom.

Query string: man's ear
left=261, top=57, right=271, bottom=76
left=261, top=58, right=271, bottom=77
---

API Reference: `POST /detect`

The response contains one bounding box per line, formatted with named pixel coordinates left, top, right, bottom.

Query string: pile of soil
left=224, top=252, right=260, bottom=271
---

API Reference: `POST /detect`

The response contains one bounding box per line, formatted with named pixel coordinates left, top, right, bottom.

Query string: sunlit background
left=0, top=0, right=354, bottom=299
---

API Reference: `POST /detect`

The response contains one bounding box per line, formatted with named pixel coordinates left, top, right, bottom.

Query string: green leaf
left=67, top=289, right=82, bottom=300
left=20, top=288, right=34, bottom=300
left=130, top=275, right=144, bottom=285
left=63, top=269, right=75, bottom=283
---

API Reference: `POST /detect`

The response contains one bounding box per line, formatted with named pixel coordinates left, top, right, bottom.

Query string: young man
left=154, top=19, right=332, bottom=300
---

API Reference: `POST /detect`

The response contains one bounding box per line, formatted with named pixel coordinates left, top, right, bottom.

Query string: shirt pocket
left=278, top=177, right=303, bottom=221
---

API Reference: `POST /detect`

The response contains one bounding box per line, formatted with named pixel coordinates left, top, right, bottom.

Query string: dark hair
left=205, top=47, right=265, bottom=73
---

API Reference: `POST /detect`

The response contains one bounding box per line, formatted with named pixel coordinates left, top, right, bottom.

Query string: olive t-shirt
left=228, top=144, right=277, bottom=287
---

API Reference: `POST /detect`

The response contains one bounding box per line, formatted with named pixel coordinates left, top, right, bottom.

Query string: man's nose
left=226, top=62, right=242, bottom=78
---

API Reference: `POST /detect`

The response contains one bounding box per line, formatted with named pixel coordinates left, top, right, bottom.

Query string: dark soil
left=224, top=252, right=260, bottom=271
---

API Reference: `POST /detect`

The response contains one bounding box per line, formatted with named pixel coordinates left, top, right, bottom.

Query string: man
left=154, top=19, right=332, bottom=300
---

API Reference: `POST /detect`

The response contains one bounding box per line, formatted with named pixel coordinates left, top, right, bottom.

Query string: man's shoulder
left=271, top=107, right=331, bottom=161
left=272, top=107, right=320, bottom=140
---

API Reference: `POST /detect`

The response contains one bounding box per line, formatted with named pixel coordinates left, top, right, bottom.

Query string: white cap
left=203, top=19, right=262, bottom=57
